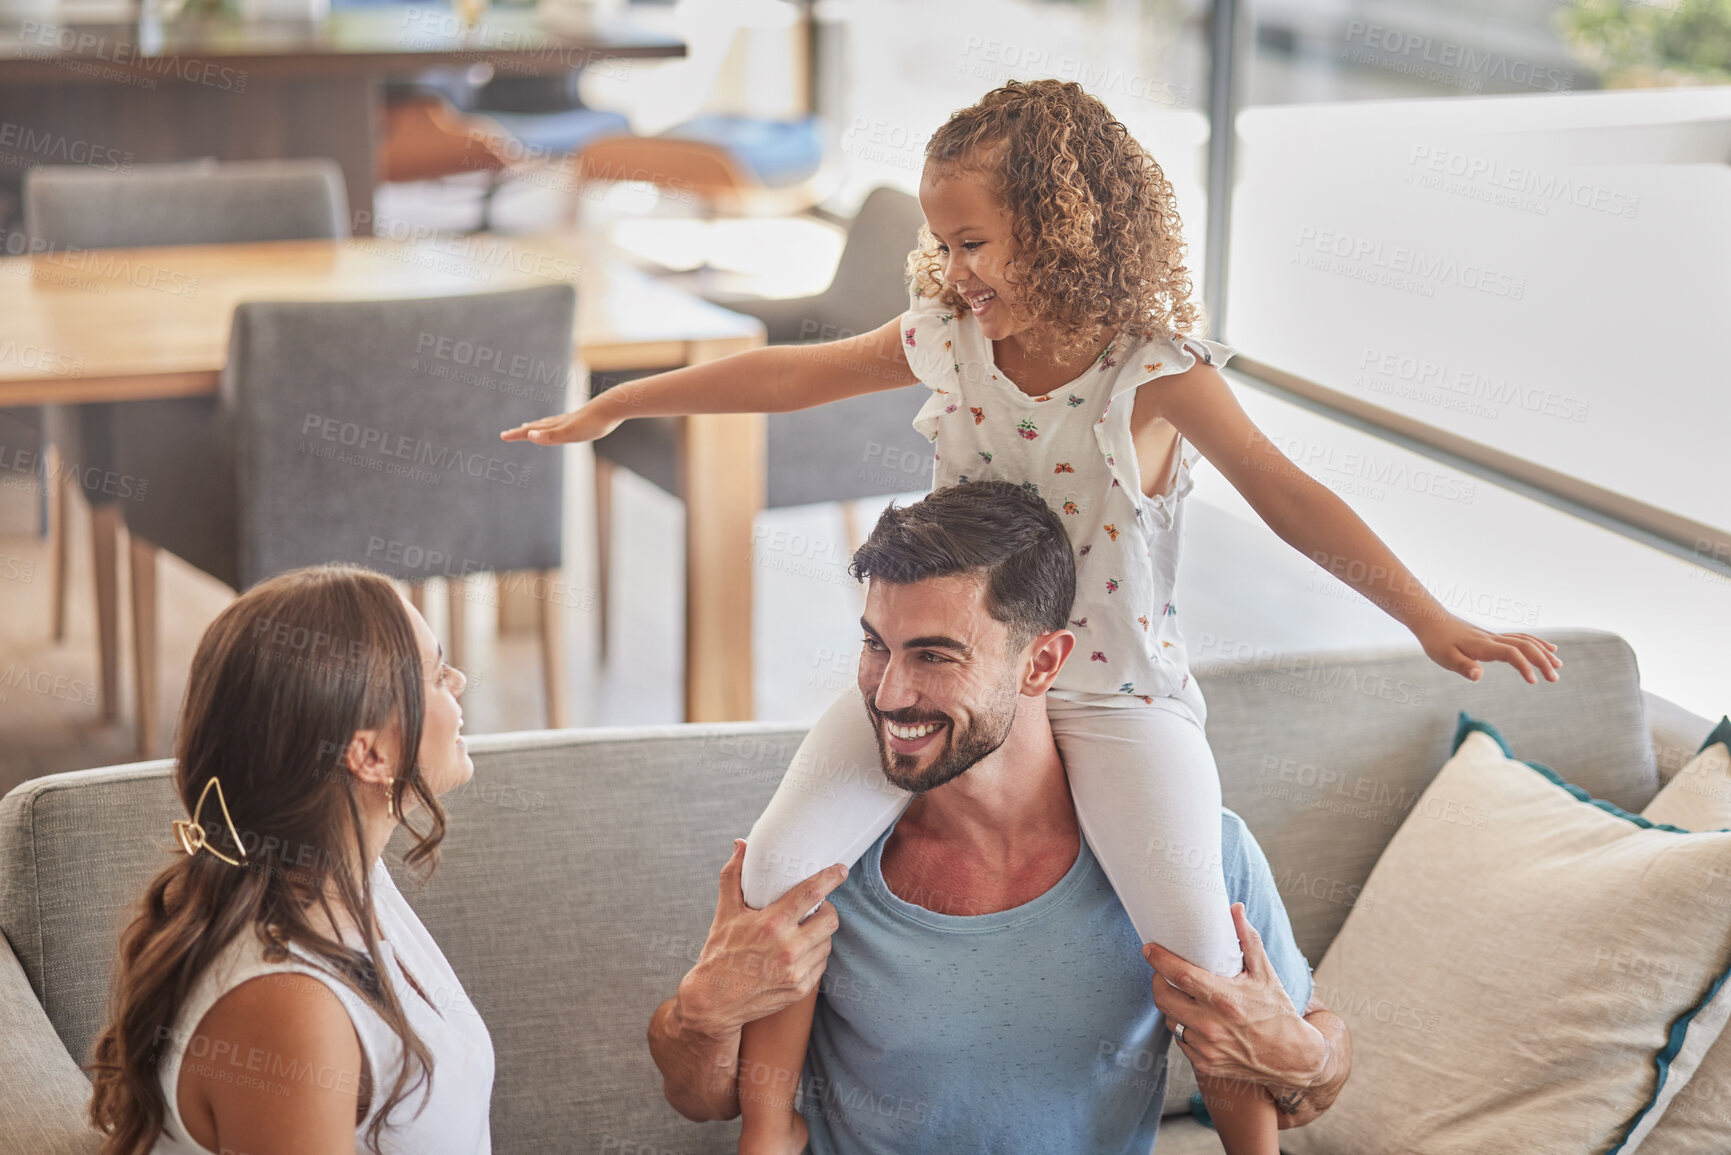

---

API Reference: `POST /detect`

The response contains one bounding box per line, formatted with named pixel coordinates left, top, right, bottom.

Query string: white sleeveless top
left=900, top=290, right=1236, bottom=720
left=152, top=862, right=494, bottom=1154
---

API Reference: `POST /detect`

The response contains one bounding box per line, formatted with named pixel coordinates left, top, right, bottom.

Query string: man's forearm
left=647, top=995, right=742, bottom=1122
left=1272, top=1006, right=1351, bottom=1130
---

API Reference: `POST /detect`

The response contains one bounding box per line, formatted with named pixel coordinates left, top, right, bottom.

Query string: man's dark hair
left=849, top=481, right=1076, bottom=645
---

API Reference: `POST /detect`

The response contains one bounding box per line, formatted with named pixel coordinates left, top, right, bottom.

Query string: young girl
left=504, top=80, right=1560, bottom=1154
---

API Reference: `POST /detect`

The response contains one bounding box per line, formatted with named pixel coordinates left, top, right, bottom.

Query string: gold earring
left=173, top=776, right=248, bottom=867
left=386, top=776, right=396, bottom=820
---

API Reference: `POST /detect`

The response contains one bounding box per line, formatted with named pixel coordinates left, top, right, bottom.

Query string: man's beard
left=865, top=681, right=1020, bottom=794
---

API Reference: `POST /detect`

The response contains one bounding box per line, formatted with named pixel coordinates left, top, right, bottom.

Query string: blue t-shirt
left=798, top=809, right=1313, bottom=1155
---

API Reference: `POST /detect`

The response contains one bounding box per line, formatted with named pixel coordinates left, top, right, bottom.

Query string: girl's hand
left=1415, top=615, right=1561, bottom=684
left=500, top=402, right=622, bottom=446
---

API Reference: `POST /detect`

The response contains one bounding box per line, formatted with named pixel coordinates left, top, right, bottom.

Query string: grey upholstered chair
left=111, top=285, right=576, bottom=752
left=23, top=158, right=350, bottom=730
left=23, top=158, right=348, bottom=251
left=592, top=187, right=933, bottom=655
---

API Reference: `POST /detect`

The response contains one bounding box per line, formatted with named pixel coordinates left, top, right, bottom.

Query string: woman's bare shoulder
left=178, top=969, right=365, bottom=1153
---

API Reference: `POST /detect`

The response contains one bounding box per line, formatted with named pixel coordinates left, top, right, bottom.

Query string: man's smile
left=877, top=712, right=951, bottom=756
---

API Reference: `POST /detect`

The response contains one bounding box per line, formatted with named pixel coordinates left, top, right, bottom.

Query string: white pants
left=741, top=689, right=1245, bottom=977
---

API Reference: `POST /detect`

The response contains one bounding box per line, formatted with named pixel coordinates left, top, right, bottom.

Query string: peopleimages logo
left=17, top=21, right=250, bottom=92
left=959, top=36, right=1193, bottom=108
left=0, top=121, right=132, bottom=172
left=1293, top=227, right=1526, bottom=300
left=1354, top=347, right=1590, bottom=424
left=298, top=414, right=533, bottom=489
left=0, top=663, right=98, bottom=706
left=1406, top=145, right=1640, bottom=221
left=1340, top=21, right=1572, bottom=93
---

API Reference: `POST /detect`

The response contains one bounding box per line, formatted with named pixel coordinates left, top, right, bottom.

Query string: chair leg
left=478, top=171, right=505, bottom=233
left=595, top=456, right=613, bottom=663
left=564, top=167, right=590, bottom=232
left=840, top=500, right=866, bottom=601
left=91, top=503, right=122, bottom=722
left=538, top=568, right=567, bottom=729
left=446, top=575, right=467, bottom=673
left=48, top=452, right=68, bottom=643
left=840, top=500, right=863, bottom=558
left=129, top=534, right=159, bottom=759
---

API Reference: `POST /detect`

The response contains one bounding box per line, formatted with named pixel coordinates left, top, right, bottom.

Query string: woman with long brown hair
left=88, top=564, right=492, bottom=1154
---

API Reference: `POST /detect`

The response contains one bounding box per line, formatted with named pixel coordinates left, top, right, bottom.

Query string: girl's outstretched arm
left=500, top=317, right=918, bottom=445
left=1137, top=363, right=1562, bottom=685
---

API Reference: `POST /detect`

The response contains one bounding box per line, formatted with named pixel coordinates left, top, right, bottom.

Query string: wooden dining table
left=0, top=231, right=766, bottom=727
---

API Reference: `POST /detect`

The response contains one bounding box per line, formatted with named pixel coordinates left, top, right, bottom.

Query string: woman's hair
left=88, top=564, right=447, bottom=1155
left=909, top=78, right=1205, bottom=363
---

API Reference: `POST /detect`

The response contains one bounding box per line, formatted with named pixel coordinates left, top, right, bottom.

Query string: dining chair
left=110, top=285, right=576, bottom=755
left=591, top=186, right=931, bottom=657
left=22, top=158, right=350, bottom=728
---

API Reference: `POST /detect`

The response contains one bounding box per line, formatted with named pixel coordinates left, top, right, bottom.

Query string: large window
left=821, top=0, right=1730, bottom=716
left=1222, top=3, right=1729, bottom=717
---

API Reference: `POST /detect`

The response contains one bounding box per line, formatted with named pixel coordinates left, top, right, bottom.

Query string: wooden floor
left=0, top=464, right=198, bottom=794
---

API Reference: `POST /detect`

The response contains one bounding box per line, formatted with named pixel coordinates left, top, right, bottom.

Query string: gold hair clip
left=173, top=776, right=248, bottom=868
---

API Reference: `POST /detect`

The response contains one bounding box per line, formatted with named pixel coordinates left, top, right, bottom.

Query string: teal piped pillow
left=1280, top=711, right=1731, bottom=1155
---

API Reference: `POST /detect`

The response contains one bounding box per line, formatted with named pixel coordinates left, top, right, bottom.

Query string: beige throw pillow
left=1631, top=716, right=1731, bottom=1154
left=1642, top=716, right=1731, bottom=832
left=1282, top=714, right=1731, bottom=1155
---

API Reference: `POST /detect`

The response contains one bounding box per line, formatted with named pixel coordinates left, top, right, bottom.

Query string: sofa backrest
left=0, top=628, right=1656, bottom=1151
left=1192, top=627, right=1655, bottom=964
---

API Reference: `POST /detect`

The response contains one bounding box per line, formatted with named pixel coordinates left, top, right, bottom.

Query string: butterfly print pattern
left=902, top=297, right=1207, bottom=708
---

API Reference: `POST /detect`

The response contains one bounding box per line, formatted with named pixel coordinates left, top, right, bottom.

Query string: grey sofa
left=0, top=628, right=1715, bottom=1154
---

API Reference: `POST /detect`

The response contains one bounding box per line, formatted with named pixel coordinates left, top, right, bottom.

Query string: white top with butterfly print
left=900, top=289, right=1236, bottom=718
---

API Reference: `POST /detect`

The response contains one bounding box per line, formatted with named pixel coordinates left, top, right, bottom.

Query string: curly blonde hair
left=908, top=79, right=1205, bottom=364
